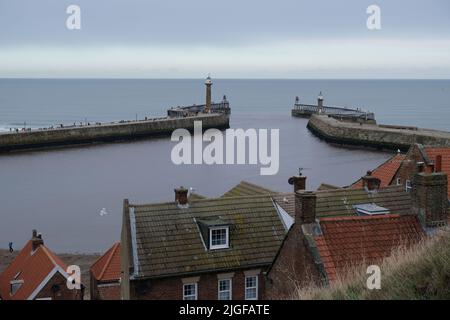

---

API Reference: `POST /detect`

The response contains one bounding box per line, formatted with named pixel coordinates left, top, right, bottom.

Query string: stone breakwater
left=0, top=114, right=229, bottom=153
left=307, top=115, right=450, bottom=151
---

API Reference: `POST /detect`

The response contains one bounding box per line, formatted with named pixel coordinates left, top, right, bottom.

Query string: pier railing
left=292, top=103, right=375, bottom=121
left=167, top=101, right=230, bottom=117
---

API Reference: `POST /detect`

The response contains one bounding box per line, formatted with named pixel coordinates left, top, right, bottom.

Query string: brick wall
left=35, top=271, right=83, bottom=300
left=90, top=271, right=121, bottom=300
left=393, top=144, right=425, bottom=187
left=265, top=225, right=319, bottom=299
left=265, top=191, right=321, bottom=299
left=129, top=269, right=265, bottom=300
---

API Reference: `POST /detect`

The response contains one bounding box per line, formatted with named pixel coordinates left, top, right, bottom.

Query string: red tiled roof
left=314, top=214, right=424, bottom=282
left=90, top=242, right=121, bottom=282
left=0, top=240, right=68, bottom=300
left=424, top=147, right=450, bottom=199
left=352, top=154, right=406, bottom=189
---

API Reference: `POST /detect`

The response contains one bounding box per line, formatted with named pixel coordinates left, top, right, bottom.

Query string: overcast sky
left=1, top=0, right=449, bottom=78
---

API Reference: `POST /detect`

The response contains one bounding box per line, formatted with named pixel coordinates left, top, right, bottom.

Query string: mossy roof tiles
left=129, top=195, right=285, bottom=278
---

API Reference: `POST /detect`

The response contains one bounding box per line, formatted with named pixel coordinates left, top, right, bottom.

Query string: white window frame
left=183, top=283, right=198, bottom=300
left=209, top=227, right=229, bottom=250
left=405, top=180, right=412, bottom=192
left=10, top=279, right=23, bottom=296
left=245, top=275, right=258, bottom=300
left=218, top=278, right=232, bottom=300
left=396, top=178, right=401, bottom=186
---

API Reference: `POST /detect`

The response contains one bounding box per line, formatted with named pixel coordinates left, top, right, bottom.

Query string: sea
left=0, top=79, right=449, bottom=253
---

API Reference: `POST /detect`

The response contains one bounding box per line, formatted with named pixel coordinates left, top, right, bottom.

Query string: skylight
left=354, top=203, right=390, bottom=216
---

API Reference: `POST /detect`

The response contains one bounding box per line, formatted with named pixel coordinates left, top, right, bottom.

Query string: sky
left=0, top=0, right=450, bottom=78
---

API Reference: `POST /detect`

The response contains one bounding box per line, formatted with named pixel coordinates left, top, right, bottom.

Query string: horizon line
left=1, top=77, right=449, bottom=81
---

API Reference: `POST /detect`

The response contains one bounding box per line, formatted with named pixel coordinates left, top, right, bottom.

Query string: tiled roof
left=222, top=181, right=277, bottom=197
left=90, top=242, right=121, bottom=282
left=273, top=185, right=413, bottom=218
left=0, top=241, right=68, bottom=300
left=424, top=147, right=450, bottom=199
left=314, top=214, right=424, bottom=282
left=351, top=153, right=406, bottom=189
left=127, top=195, right=286, bottom=279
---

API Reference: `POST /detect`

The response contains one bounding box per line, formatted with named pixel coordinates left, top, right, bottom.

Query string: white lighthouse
left=318, top=91, right=324, bottom=113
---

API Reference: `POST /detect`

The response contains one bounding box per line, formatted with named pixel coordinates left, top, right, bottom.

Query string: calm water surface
left=0, top=79, right=449, bottom=252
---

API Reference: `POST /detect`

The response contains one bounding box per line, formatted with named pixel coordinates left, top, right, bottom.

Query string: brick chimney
left=435, top=155, right=442, bottom=173
left=31, top=229, right=44, bottom=251
left=362, top=171, right=381, bottom=193
left=412, top=172, right=448, bottom=228
left=174, top=186, right=189, bottom=207
left=294, top=191, right=317, bottom=225
left=288, top=175, right=306, bottom=192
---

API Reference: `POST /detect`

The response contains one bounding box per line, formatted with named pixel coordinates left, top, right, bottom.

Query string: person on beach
left=9, top=242, right=13, bottom=253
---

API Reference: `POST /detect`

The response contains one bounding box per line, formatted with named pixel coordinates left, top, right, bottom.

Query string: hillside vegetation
left=295, top=229, right=450, bottom=300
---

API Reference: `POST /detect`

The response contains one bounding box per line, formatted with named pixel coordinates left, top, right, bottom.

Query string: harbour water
left=0, top=79, right=449, bottom=253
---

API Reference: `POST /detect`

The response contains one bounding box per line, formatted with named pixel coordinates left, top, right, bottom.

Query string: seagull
left=99, top=208, right=108, bottom=216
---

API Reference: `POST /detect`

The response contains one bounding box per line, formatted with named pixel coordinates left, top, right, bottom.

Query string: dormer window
left=195, top=217, right=231, bottom=251
left=210, top=227, right=229, bottom=250
left=10, top=280, right=23, bottom=296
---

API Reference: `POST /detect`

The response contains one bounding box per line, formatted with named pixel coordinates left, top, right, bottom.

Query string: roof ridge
left=40, top=245, right=64, bottom=269
left=130, top=193, right=277, bottom=208
left=91, top=242, right=119, bottom=280
left=319, top=213, right=402, bottom=222
left=239, top=180, right=278, bottom=193
left=349, top=153, right=405, bottom=188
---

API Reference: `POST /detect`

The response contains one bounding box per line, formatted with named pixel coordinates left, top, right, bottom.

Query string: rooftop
left=90, top=242, right=121, bottom=282
left=221, top=180, right=277, bottom=198
left=0, top=239, right=68, bottom=300
left=313, top=214, right=424, bottom=282
left=125, top=194, right=287, bottom=279
left=351, top=153, right=406, bottom=189
left=273, top=185, right=413, bottom=218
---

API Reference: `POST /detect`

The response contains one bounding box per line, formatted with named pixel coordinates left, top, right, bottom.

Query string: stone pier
left=0, top=113, right=229, bottom=153
left=307, top=115, right=450, bottom=151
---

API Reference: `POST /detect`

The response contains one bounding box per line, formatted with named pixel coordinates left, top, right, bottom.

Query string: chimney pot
left=288, top=175, right=307, bottom=192
left=174, top=186, right=189, bottom=206
left=31, top=229, right=44, bottom=251
left=362, top=172, right=381, bottom=192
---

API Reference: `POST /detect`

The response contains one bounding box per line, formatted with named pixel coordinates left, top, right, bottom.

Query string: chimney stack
left=294, top=191, right=317, bottom=225
left=435, top=155, right=442, bottom=173
left=174, top=186, right=189, bottom=207
left=362, top=171, right=381, bottom=193
left=412, top=172, right=448, bottom=228
left=31, top=229, right=44, bottom=251
left=288, top=175, right=306, bottom=192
